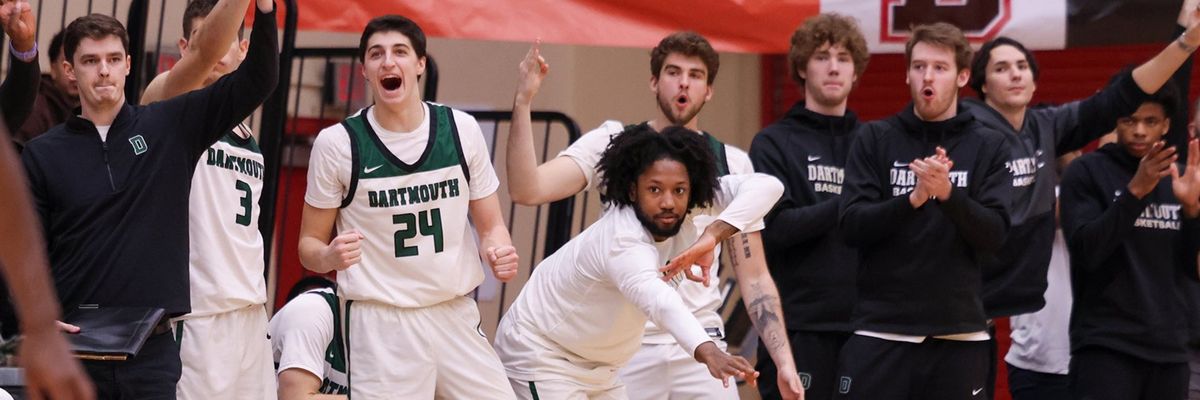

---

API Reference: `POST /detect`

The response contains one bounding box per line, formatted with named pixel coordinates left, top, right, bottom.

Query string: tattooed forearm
left=740, top=233, right=751, bottom=259
left=746, top=281, right=791, bottom=365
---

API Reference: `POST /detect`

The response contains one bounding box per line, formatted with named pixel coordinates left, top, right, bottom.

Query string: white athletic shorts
left=510, top=377, right=627, bottom=400
left=619, top=340, right=739, bottom=400
left=173, top=304, right=276, bottom=400
left=345, top=296, right=515, bottom=399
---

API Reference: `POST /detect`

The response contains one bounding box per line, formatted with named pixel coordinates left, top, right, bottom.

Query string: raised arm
left=0, top=126, right=94, bottom=400
left=165, top=0, right=277, bottom=156
left=1130, top=0, right=1200, bottom=96
left=140, top=0, right=253, bottom=104
left=507, top=42, right=589, bottom=205
left=0, top=0, right=40, bottom=132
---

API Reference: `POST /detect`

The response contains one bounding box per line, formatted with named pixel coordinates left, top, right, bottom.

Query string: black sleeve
left=1052, top=69, right=1149, bottom=156
left=936, top=136, right=1012, bottom=254
left=0, top=51, right=42, bottom=133
left=19, top=148, right=52, bottom=248
left=1167, top=24, right=1191, bottom=159
left=1059, top=160, right=1146, bottom=273
left=155, top=7, right=279, bottom=160
left=749, top=133, right=839, bottom=249
left=1179, top=217, right=1200, bottom=282
left=839, top=127, right=920, bottom=247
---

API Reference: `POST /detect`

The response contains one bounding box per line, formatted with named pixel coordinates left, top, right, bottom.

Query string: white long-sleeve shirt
left=560, top=121, right=780, bottom=342
left=494, top=174, right=783, bottom=387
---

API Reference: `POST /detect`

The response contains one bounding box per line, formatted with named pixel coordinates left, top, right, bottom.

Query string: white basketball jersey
left=187, top=126, right=268, bottom=317
left=335, top=104, right=482, bottom=307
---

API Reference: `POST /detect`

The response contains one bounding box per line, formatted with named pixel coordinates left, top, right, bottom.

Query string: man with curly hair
left=507, top=31, right=802, bottom=399
left=749, top=13, right=869, bottom=400
left=494, top=125, right=782, bottom=399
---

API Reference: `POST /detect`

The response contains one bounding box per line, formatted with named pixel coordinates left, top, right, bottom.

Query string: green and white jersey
left=269, top=288, right=348, bottom=395
left=186, top=125, right=268, bottom=317
left=306, top=103, right=500, bottom=307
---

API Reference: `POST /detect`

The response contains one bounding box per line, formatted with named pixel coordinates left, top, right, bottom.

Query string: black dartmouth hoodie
left=750, top=102, right=859, bottom=332
left=840, top=103, right=1012, bottom=336
left=965, top=69, right=1149, bottom=318
left=1060, top=143, right=1200, bottom=363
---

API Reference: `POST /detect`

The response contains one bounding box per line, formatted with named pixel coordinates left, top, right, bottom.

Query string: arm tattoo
left=724, top=233, right=752, bottom=268
left=740, top=233, right=751, bottom=259
left=746, top=282, right=787, bottom=357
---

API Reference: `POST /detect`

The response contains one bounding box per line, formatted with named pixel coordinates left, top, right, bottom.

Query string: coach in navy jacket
left=19, top=3, right=276, bottom=396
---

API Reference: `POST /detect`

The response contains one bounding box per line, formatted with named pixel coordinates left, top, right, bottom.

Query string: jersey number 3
left=235, top=180, right=253, bottom=227
left=393, top=209, right=444, bottom=257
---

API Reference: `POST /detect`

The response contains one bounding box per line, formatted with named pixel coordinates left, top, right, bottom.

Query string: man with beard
left=494, top=125, right=780, bottom=399
left=506, top=33, right=803, bottom=399
left=749, top=13, right=869, bottom=400
left=836, top=22, right=1012, bottom=399
left=965, top=3, right=1200, bottom=397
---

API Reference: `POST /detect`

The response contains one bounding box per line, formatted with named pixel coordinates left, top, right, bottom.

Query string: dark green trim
left=174, top=320, right=184, bottom=344
left=704, top=133, right=730, bottom=177
left=339, top=116, right=362, bottom=209
left=217, top=124, right=262, bottom=153
left=528, top=381, right=540, bottom=400
left=345, top=299, right=354, bottom=399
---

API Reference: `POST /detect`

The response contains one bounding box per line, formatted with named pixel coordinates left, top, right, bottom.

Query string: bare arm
left=298, top=205, right=361, bottom=274
left=507, top=42, right=589, bottom=205
left=469, top=193, right=519, bottom=281
left=140, top=0, right=252, bottom=104
left=278, top=369, right=347, bottom=400
left=728, top=232, right=803, bottom=399
left=0, top=126, right=94, bottom=399
left=1130, top=1, right=1200, bottom=94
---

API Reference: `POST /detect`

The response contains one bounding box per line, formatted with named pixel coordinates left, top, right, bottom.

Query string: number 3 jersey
left=306, top=103, right=500, bottom=307
left=188, top=126, right=268, bottom=317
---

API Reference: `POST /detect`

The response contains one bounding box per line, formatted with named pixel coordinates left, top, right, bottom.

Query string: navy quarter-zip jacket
left=20, top=8, right=278, bottom=317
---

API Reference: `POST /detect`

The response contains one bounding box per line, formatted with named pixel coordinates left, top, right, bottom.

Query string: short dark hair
left=598, top=125, right=719, bottom=210
left=284, top=275, right=336, bottom=303
left=358, top=15, right=427, bottom=62
left=969, top=37, right=1040, bottom=97
left=182, top=0, right=244, bottom=40
left=63, top=14, right=130, bottom=63
left=650, top=32, right=720, bottom=85
left=789, top=13, right=870, bottom=87
left=49, top=30, right=67, bottom=62
left=905, top=22, right=971, bottom=71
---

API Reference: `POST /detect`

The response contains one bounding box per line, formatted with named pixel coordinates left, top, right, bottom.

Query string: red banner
left=294, top=0, right=820, bottom=53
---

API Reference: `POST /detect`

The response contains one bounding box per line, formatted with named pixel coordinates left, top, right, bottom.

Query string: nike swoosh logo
left=807, top=155, right=821, bottom=162
left=972, top=388, right=983, bottom=396
left=364, top=165, right=383, bottom=174
left=893, top=161, right=909, bottom=168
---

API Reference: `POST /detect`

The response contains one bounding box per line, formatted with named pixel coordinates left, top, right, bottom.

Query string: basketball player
left=508, top=34, right=803, bottom=399
left=138, top=0, right=273, bottom=398
left=836, top=23, right=1012, bottom=399
left=748, top=13, right=869, bottom=400
left=298, top=14, right=519, bottom=399
left=1061, top=85, right=1200, bottom=400
left=495, top=125, right=776, bottom=399
left=269, top=277, right=347, bottom=400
